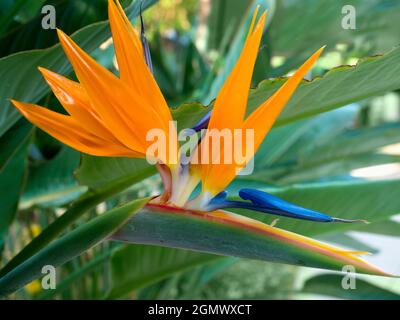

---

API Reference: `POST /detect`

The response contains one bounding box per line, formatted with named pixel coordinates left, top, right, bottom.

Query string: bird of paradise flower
left=11, top=0, right=392, bottom=276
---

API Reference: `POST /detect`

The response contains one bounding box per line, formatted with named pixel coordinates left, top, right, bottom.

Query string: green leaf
left=273, top=153, right=400, bottom=184
left=253, top=106, right=359, bottom=172
left=298, top=123, right=400, bottom=166
left=37, top=249, right=113, bottom=299
left=0, top=0, right=158, bottom=137
left=253, top=119, right=313, bottom=170
left=112, top=204, right=390, bottom=276
left=21, top=147, right=86, bottom=209
left=0, top=119, right=32, bottom=237
left=206, top=0, right=250, bottom=51
left=171, top=102, right=209, bottom=132
left=0, top=119, right=32, bottom=169
left=248, top=46, right=400, bottom=127
left=150, top=33, right=210, bottom=105
left=107, top=244, right=221, bottom=299
left=0, top=0, right=38, bottom=38
left=302, top=274, right=400, bottom=300
left=0, top=0, right=109, bottom=57
left=318, top=233, right=378, bottom=254
left=76, top=155, right=156, bottom=192
left=270, top=122, right=400, bottom=184
left=270, top=0, right=400, bottom=68
left=0, top=161, right=152, bottom=279
left=0, top=197, right=149, bottom=297
left=352, top=219, right=400, bottom=237
left=175, top=46, right=400, bottom=134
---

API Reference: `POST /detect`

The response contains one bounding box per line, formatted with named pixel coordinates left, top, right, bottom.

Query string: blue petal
left=238, top=188, right=334, bottom=222
left=206, top=188, right=366, bottom=223
left=192, top=110, right=212, bottom=131
left=212, top=190, right=228, bottom=201
left=140, top=2, right=153, bottom=74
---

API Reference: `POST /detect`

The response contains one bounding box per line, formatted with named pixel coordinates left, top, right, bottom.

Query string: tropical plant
left=1, top=0, right=400, bottom=300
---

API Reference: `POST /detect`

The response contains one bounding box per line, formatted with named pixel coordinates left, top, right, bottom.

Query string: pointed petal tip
left=37, top=67, right=65, bottom=83
left=253, top=5, right=268, bottom=19
left=10, top=100, right=31, bottom=117
left=37, top=66, right=45, bottom=73
left=9, top=98, right=19, bottom=108
left=255, top=10, right=267, bottom=29
left=303, top=46, right=325, bottom=66
left=56, top=29, right=69, bottom=47
left=37, top=66, right=51, bottom=77
left=353, top=251, right=372, bottom=256
left=10, top=100, right=42, bottom=119
left=56, top=28, right=72, bottom=46
left=10, top=99, right=22, bottom=107
left=56, top=28, right=64, bottom=37
left=316, top=45, right=326, bottom=56
left=37, top=67, right=61, bottom=87
left=261, top=9, right=268, bottom=18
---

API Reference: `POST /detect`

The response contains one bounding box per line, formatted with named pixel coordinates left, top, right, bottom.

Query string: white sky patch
left=379, top=143, right=400, bottom=156
left=350, top=163, right=400, bottom=180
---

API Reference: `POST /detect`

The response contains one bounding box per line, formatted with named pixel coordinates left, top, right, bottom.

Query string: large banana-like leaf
left=21, top=147, right=86, bottom=209
left=275, top=123, right=400, bottom=183
left=0, top=119, right=32, bottom=237
left=170, top=46, right=400, bottom=132
left=0, top=160, right=154, bottom=278
left=302, top=274, right=400, bottom=300
left=253, top=106, right=359, bottom=171
left=297, top=123, right=400, bottom=165
left=249, top=46, right=400, bottom=127
left=76, top=155, right=156, bottom=192
left=270, top=0, right=400, bottom=76
left=0, top=0, right=108, bottom=57
left=275, top=153, right=400, bottom=185
left=355, top=219, right=400, bottom=237
left=112, top=204, right=391, bottom=277
left=0, top=197, right=149, bottom=298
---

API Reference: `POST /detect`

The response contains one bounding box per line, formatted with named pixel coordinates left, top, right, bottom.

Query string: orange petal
left=56, top=29, right=171, bottom=159
left=201, top=10, right=266, bottom=195
left=207, top=9, right=266, bottom=132
left=38, top=67, right=119, bottom=144
left=108, top=0, right=173, bottom=128
left=243, top=47, right=325, bottom=152
left=11, top=100, right=142, bottom=158
left=202, top=47, right=324, bottom=195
